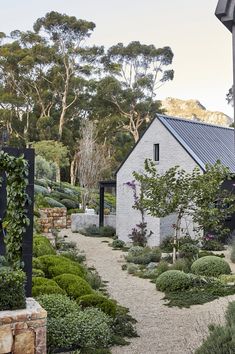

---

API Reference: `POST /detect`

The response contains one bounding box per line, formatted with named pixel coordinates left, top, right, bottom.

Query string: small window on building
left=154, top=144, right=159, bottom=162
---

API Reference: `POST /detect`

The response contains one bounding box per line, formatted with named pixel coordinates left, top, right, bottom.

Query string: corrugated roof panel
left=158, top=114, right=235, bottom=172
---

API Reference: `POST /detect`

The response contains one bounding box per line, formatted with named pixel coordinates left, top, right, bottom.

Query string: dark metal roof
left=158, top=114, right=235, bottom=172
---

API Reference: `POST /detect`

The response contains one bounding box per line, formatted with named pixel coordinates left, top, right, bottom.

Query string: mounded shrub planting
left=47, top=308, right=112, bottom=351
left=79, top=294, right=117, bottom=317
left=99, top=225, right=116, bottom=237
left=47, top=314, right=82, bottom=350
left=74, top=308, right=112, bottom=349
left=191, top=256, right=231, bottom=277
left=0, top=267, right=26, bottom=310
left=47, top=262, right=85, bottom=279
left=44, top=197, right=65, bottom=208
left=126, top=247, right=161, bottom=264
left=32, top=268, right=45, bottom=278
left=53, top=274, right=93, bottom=299
left=156, top=270, right=192, bottom=292
left=37, top=294, right=79, bottom=318
left=33, top=235, right=56, bottom=257
left=61, top=198, right=79, bottom=209
left=34, top=255, right=85, bottom=278
left=32, top=277, right=65, bottom=297
left=179, top=243, right=199, bottom=260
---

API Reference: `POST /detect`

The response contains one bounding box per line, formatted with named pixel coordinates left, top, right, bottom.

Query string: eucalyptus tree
left=98, top=41, right=174, bottom=142
left=33, top=11, right=103, bottom=141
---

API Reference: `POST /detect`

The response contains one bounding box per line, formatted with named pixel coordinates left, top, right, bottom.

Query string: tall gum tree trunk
left=70, top=157, right=78, bottom=186
left=55, top=163, right=61, bottom=183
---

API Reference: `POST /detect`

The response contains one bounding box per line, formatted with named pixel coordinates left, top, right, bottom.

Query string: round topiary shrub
left=47, top=262, right=85, bottom=279
left=32, top=277, right=65, bottom=297
left=47, top=313, right=82, bottom=350
left=156, top=270, right=192, bottom=292
left=79, top=294, right=117, bottom=317
left=0, top=267, right=26, bottom=310
left=37, top=294, right=79, bottom=318
left=75, top=308, right=112, bottom=349
left=53, top=274, right=93, bottom=299
left=33, top=235, right=56, bottom=257
left=191, top=256, right=231, bottom=277
left=112, top=239, right=125, bottom=249
left=35, top=255, right=84, bottom=278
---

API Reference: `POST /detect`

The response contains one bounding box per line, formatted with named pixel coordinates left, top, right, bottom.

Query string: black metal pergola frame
left=99, top=180, right=116, bottom=228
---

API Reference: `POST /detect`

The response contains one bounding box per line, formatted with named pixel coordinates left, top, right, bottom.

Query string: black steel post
left=99, top=185, right=104, bottom=228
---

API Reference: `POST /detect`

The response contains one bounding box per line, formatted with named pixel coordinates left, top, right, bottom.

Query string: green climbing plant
left=0, top=151, right=29, bottom=267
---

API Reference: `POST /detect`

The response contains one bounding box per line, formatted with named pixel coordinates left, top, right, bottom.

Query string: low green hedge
left=32, top=277, right=65, bottom=297
left=0, top=267, right=26, bottom=310
left=36, top=294, right=79, bottom=318
left=33, top=235, right=56, bottom=257
left=34, top=255, right=85, bottom=278
left=53, top=274, right=93, bottom=299
left=47, top=263, right=85, bottom=279
left=156, top=270, right=192, bottom=292
left=79, top=294, right=117, bottom=317
left=191, top=256, right=231, bottom=277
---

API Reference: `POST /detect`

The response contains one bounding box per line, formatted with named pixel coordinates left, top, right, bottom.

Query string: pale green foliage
left=35, top=155, right=56, bottom=180
left=34, top=140, right=69, bottom=168
left=156, top=270, right=192, bottom=292
left=191, top=256, right=231, bottom=277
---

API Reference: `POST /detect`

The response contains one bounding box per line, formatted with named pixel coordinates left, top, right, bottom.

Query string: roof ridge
left=158, top=114, right=233, bottom=130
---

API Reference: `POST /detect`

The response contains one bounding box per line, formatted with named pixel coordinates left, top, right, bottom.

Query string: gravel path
left=61, top=230, right=235, bottom=354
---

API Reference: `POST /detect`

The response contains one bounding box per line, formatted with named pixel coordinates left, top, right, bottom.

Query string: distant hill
left=161, top=97, right=232, bottom=127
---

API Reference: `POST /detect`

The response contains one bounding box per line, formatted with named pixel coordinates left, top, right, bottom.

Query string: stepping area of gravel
left=61, top=230, right=235, bottom=354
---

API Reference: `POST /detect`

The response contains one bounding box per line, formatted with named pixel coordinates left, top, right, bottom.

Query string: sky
left=0, top=0, right=233, bottom=116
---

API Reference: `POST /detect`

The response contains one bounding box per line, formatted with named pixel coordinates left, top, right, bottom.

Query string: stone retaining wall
left=0, top=298, right=47, bottom=354
left=38, top=208, right=70, bottom=233
left=71, top=213, right=116, bottom=232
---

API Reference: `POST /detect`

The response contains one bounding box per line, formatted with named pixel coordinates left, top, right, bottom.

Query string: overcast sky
left=1, top=0, right=233, bottom=116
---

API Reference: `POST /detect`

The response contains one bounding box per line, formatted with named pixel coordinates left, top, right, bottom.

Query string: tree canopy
left=0, top=11, right=174, bottom=184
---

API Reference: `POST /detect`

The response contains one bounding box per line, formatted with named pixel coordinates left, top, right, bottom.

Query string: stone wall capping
left=0, top=298, right=47, bottom=354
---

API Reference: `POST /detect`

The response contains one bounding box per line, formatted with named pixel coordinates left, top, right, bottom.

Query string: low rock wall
left=0, top=298, right=47, bottom=354
left=38, top=208, right=70, bottom=233
left=71, top=213, right=116, bottom=232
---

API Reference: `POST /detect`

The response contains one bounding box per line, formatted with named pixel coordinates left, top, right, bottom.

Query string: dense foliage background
left=0, top=11, right=174, bottom=185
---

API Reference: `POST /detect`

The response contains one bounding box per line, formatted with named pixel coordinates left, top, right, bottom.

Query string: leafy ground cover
left=195, top=301, right=235, bottom=353
left=32, top=233, right=137, bottom=352
left=117, top=237, right=235, bottom=308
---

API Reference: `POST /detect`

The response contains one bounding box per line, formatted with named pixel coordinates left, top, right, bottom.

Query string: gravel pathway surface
left=61, top=230, right=235, bottom=354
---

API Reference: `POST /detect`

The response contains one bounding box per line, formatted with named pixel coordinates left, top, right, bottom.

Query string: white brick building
left=116, top=114, right=235, bottom=246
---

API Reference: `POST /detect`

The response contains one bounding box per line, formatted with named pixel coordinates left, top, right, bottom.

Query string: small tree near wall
left=134, top=160, right=235, bottom=262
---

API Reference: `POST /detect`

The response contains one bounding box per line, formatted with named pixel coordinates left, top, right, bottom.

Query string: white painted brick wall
left=116, top=117, right=203, bottom=246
